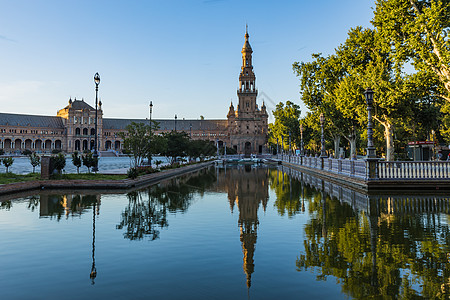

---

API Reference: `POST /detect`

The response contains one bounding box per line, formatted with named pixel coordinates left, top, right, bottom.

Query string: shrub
left=52, top=149, right=62, bottom=154
left=127, top=167, right=139, bottom=179
left=0, top=149, right=4, bottom=155
left=22, top=149, right=32, bottom=156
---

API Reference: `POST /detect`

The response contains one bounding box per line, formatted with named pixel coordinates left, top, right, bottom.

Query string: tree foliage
left=269, top=101, right=301, bottom=151
left=2, top=157, right=14, bottom=173
left=71, top=151, right=82, bottom=174
left=29, top=152, right=40, bottom=173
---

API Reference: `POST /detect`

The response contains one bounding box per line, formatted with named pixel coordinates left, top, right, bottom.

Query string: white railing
left=378, top=161, right=450, bottom=179
left=277, top=155, right=450, bottom=181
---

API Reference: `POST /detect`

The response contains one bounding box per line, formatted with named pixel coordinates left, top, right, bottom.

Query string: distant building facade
left=0, top=30, right=267, bottom=155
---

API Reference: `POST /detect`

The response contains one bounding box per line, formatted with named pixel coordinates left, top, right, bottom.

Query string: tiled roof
left=0, top=113, right=64, bottom=128
left=63, top=99, right=95, bottom=111
left=103, top=118, right=228, bottom=131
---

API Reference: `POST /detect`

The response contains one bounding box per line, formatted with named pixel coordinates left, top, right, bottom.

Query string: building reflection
left=39, top=194, right=101, bottom=219
left=217, top=165, right=269, bottom=289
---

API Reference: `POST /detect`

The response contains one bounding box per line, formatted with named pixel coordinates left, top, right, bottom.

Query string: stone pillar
left=41, top=156, right=51, bottom=179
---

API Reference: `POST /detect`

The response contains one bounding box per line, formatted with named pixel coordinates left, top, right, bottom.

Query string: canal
left=1, top=165, right=449, bottom=299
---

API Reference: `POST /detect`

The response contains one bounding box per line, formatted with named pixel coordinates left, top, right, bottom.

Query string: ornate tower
left=228, top=28, right=268, bottom=156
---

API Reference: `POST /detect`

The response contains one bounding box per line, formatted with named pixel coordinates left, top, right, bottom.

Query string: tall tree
left=162, top=131, right=190, bottom=165
left=373, top=0, right=450, bottom=101
left=119, top=122, right=152, bottom=168
left=269, top=101, right=301, bottom=151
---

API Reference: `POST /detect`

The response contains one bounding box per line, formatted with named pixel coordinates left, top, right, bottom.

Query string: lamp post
left=364, top=88, right=376, bottom=159
left=320, top=113, right=326, bottom=158
left=189, top=123, right=192, bottom=138
left=93, top=72, right=100, bottom=172
left=149, top=101, right=153, bottom=168
left=174, top=114, right=177, bottom=132
left=300, top=123, right=304, bottom=157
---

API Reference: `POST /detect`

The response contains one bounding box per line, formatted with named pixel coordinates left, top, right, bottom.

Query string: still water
left=1, top=165, right=450, bottom=299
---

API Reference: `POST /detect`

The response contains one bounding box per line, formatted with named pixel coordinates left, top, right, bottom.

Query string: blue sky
left=0, top=0, right=375, bottom=121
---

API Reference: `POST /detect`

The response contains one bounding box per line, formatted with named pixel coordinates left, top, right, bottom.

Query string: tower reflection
left=219, top=165, right=269, bottom=289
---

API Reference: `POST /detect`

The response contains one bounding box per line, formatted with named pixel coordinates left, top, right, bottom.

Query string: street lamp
left=364, top=88, right=376, bottom=158
left=300, top=123, right=304, bottom=157
left=189, top=123, right=192, bottom=138
left=320, top=113, right=326, bottom=158
left=149, top=101, right=153, bottom=167
left=174, top=114, right=177, bottom=132
left=93, top=72, right=100, bottom=172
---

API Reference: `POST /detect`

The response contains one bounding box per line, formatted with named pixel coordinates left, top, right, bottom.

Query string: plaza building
left=0, top=30, right=267, bottom=156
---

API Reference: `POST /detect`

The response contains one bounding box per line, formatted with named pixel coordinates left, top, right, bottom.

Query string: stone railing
left=277, top=154, right=450, bottom=181
left=378, top=161, right=450, bottom=179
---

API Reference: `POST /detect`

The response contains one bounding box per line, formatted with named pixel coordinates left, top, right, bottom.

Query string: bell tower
left=237, top=25, right=257, bottom=115
left=227, top=27, right=268, bottom=156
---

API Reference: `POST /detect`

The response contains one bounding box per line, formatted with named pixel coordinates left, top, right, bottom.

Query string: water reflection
left=116, top=168, right=217, bottom=241
left=278, top=165, right=450, bottom=299
left=217, top=165, right=270, bottom=289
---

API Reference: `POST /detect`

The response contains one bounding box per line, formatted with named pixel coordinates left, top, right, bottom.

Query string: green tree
left=2, top=157, right=14, bottom=173
left=269, top=101, right=301, bottom=152
left=188, top=139, right=216, bottom=161
left=163, top=131, right=190, bottom=165
left=52, top=152, right=66, bottom=174
left=373, top=0, right=450, bottom=101
left=29, top=152, right=40, bottom=173
left=119, top=122, right=151, bottom=168
left=82, top=152, right=97, bottom=173
left=71, top=151, right=82, bottom=174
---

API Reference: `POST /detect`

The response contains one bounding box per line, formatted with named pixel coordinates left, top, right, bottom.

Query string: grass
left=0, top=172, right=127, bottom=184
left=0, top=173, right=41, bottom=184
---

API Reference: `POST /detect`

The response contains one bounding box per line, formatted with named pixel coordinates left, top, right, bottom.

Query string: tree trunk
left=349, top=138, right=357, bottom=160
left=384, top=122, right=394, bottom=161
left=343, top=127, right=357, bottom=159
left=333, top=135, right=340, bottom=158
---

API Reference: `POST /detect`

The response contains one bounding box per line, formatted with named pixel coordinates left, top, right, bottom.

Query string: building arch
left=244, top=141, right=252, bottom=157
left=75, top=140, right=81, bottom=151
left=25, top=139, right=32, bottom=150
left=54, top=140, right=62, bottom=150
left=90, top=140, right=94, bottom=150
left=105, top=140, right=112, bottom=150
left=44, top=139, right=52, bottom=151
left=75, top=128, right=81, bottom=136
left=82, top=140, right=88, bottom=151
left=35, top=139, right=43, bottom=151
left=90, top=128, right=95, bottom=136
left=4, top=139, right=12, bottom=150
left=83, top=128, right=88, bottom=135
left=14, top=139, right=22, bottom=150
left=114, top=141, right=121, bottom=150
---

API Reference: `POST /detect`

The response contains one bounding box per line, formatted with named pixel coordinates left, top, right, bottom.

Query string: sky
left=0, top=0, right=375, bottom=122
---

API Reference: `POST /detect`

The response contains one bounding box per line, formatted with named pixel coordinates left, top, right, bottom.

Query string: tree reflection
left=268, top=169, right=303, bottom=217
left=296, top=183, right=450, bottom=299
left=116, top=168, right=216, bottom=241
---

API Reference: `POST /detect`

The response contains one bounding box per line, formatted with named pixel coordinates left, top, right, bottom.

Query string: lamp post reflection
left=90, top=201, right=97, bottom=285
